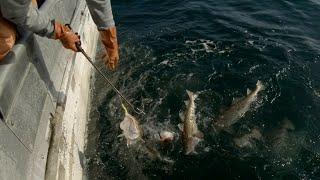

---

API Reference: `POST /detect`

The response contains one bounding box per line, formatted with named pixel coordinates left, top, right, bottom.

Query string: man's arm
left=85, top=0, right=115, bottom=30
left=0, top=0, right=54, bottom=37
left=86, top=0, right=119, bottom=70
left=0, top=0, right=80, bottom=51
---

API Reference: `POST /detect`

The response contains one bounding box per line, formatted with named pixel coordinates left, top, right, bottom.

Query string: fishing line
left=76, top=43, right=146, bottom=115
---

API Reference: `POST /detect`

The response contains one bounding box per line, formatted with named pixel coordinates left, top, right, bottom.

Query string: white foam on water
left=186, top=39, right=217, bottom=54
left=248, top=64, right=261, bottom=73
left=202, top=43, right=214, bottom=53
left=159, top=60, right=169, bottom=65
left=185, top=40, right=197, bottom=44
left=248, top=40, right=254, bottom=45
left=314, top=90, right=320, bottom=98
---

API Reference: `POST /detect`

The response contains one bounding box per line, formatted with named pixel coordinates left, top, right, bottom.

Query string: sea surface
left=86, top=0, right=320, bottom=179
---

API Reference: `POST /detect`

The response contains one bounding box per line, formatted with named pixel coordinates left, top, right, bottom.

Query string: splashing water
left=86, top=0, right=320, bottom=179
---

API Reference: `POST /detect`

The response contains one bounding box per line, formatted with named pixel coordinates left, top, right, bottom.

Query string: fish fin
left=186, top=90, right=198, bottom=99
left=232, top=97, right=242, bottom=105
left=256, top=80, right=265, bottom=91
left=186, top=90, right=194, bottom=99
left=185, top=137, right=201, bottom=155
left=224, top=127, right=235, bottom=134
left=117, top=134, right=124, bottom=138
left=186, top=151, right=198, bottom=155
left=161, top=157, right=175, bottom=164
left=188, top=151, right=198, bottom=155
left=247, top=88, right=252, bottom=95
left=193, top=93, right=199, bottom=99
left=185, top=151, right=192, bottom=155
left=184, top=100, right=189, bottom=106
left=178, top=123, right=184, bottom=131
left=195, top=130, right=204, bottom=139
left=179, top=111, right=185, bottom=121
left=281, top=118, right=295, bottom=130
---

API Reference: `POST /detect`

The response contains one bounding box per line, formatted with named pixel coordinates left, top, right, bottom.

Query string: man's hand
left=0, top=17, right=16, bottom=61
left=100, top=26, right=119, bottom=70
left=54, top=22, right=80, bottom=52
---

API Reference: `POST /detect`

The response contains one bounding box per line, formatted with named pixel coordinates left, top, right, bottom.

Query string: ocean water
left=86, top=0, right=320, bottom=179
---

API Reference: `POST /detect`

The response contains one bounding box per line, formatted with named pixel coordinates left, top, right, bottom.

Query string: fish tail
left=186, top=90, right=198, bottom=99
left=195, top=130, right=204, bottom=139
left=256, top=80, right=265, bottom=91
left=185, top=137, right=200, bottom=155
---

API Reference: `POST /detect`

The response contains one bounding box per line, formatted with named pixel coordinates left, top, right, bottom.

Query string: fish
left=179, top=90, right=203, bottom=155
left=213, top=80, right=265, bottom=132
left=264, top=118, right=303, bottom=167
left=143, top=144, right=175, bottom=164
left=119, top=104, right=143, bottom=146
left=266, top=118, right=295, bottom=148
left=119, top=105, right=174, bottom=164
left=233, top=127, right=262, bottom=148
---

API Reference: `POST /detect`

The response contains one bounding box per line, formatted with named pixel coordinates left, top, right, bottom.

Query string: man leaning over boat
left=0, top=0, right=119, bottom=70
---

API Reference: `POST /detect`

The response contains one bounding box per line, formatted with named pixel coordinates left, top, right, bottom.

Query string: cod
left=233, top=127, right=262, bottom=148
left=214, top=80, right=265, bottom=132
left=265, top=118, right=295, bottom=148
left=179, top=90, right=203, bottom=155
left=120, top=104, right=174, bottom=163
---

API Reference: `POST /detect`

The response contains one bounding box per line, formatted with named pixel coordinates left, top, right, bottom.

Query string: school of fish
left=117, top=80, right=296, bottom=162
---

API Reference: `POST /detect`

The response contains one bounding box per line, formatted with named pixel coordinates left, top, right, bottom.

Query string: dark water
left=86, top=0, right=320, bottom=179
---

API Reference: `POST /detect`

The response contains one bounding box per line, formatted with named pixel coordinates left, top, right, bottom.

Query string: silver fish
left=214, top=80, right=265, bottom=132
left=179, top=90, right=203, bottom=155
left=266, top=118, right=295, bottom=148
left=233, top=127, right=262, bottom=148
left=265, top=118, right=303, bottom=165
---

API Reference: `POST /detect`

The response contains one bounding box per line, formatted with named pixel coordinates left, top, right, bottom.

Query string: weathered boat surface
left=0, top=0, right=98, bottom=179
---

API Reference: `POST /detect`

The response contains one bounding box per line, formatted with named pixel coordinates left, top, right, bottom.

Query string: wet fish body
left=266, top=118, right=295, bottom=148
left=120, top=105, right=173, bottom=164
left=264, top=118, right=303, bottom=167
left=214, top=80, right=265, bottom=132
left=233, top=127, right=262, bottom=148
left=180, top=90, right=203, bottom=155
